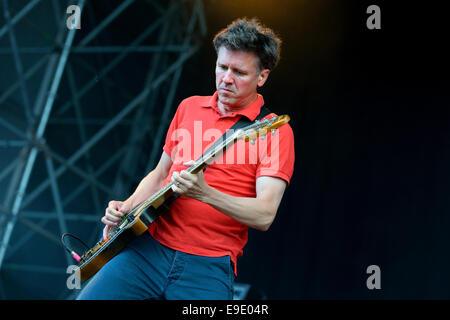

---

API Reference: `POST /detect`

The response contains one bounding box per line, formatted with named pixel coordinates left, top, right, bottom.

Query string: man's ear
left=257, top=69, right=271, bottom=87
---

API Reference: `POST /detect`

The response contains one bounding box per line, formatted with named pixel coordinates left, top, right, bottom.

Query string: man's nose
left=222, top=70, right=234, bottom=84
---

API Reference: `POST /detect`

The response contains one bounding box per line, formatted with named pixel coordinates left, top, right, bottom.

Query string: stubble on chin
left=217, top=91, right=233, bottom=104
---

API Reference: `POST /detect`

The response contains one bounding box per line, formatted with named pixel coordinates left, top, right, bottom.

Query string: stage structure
left=0, top=0, right=206, bottom=299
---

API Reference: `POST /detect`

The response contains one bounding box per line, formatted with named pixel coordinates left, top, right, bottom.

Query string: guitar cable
left=61, top=233, right=89, bottom=262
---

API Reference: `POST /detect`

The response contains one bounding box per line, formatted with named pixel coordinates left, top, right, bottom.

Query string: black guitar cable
left=61, top=233, right=89, bottom=262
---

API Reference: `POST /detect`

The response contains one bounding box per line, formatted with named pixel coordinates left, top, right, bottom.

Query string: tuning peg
left=250, top=139, right=256, bottom=145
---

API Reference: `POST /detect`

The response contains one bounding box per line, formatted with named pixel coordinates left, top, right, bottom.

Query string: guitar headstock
left=239, top=115, right=290, bottom=143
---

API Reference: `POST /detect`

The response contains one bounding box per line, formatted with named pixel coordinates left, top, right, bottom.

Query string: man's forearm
left=200, top=185, right=275, bottom=231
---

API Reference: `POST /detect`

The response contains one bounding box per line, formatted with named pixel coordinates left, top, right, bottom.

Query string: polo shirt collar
left=201, top=91, right=265, bottom=121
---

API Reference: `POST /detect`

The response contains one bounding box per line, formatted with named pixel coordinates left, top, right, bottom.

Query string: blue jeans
left=76, top=232, right=235, bottom=300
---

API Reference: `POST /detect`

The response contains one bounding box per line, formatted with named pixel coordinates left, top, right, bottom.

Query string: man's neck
left=217, top=95, right=258, bottom=115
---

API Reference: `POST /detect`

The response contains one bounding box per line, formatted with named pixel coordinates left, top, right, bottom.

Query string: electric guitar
left=76, top=114, right=290, bottom=282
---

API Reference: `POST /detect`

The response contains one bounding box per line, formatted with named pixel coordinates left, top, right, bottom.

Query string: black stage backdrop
left=171, top=0, right=449, bottom=299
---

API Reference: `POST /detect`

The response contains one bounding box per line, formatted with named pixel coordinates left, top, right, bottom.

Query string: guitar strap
left=201, top=105, right=272, bottom=157
left=229, top=106, right=272, bottom=130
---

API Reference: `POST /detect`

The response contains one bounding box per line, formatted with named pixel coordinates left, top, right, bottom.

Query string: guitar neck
left=129, top=129, right=240, bottom=217
left=128, top=113, right=290, bottom=218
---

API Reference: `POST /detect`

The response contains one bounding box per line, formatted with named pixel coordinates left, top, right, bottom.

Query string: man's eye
left=235, top=70, right=247, bottom=76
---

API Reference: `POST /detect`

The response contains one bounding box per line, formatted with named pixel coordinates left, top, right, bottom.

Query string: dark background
left=185, top=0, right=449, bottom=299
left=0, top=0, right=449, bottom=299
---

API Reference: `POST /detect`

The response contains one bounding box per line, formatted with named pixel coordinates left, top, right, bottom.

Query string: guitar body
left=78, top=192, right=176, bottom=282
left=79, top=215, right=149, bottom=282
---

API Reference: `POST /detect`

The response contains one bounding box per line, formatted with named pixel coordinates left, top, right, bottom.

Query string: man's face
left=215, top=47, right=269, bottom=110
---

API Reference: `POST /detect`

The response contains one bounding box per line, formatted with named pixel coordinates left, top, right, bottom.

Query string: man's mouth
left=220, top=87, right=233, bottom=93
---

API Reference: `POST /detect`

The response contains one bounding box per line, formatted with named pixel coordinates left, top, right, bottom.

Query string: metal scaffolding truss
left=0, top=0, right=206, bottom=299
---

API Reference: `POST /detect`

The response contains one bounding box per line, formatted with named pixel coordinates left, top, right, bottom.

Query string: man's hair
left=212, top=18, right=282, bottom=71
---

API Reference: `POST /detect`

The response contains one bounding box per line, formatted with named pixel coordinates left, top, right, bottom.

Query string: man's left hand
left=171, top=161, right=210, bottom=201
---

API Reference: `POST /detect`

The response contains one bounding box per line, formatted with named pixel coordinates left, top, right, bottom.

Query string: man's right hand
left=101, top=200, right=131, bottom=240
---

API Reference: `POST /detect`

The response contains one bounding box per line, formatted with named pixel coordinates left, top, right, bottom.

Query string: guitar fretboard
left=125, top=127, right=245, bottom=219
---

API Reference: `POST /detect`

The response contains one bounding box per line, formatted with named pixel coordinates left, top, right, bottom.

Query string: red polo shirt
left=148, top=91, right=295, bottom=275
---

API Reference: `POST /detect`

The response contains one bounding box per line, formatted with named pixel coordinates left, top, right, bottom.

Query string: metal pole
left=0, top=118, right=114, bottom=197
left=78, top=0, right=135, bottom=47
left=0, top=0, right=41, bottom=39
left=20, top=211, right=99, bottom=222
left=0, top=204, right=61, bottom=246
left=0, top=159, right=18, bottom=183
left=21, top=42, right=199, bottom=211
left=2, top=263, right=65, bottom=274
left=66, top=63, right=102, bottom=213
left=108, top=13, right=173, bottom=200
left=0, top=140, right=28, bottom=148
left=44, top=156, right=72, bottom=265
left=0, top=0, right=135, bottom=114
left=4, top=147, right=125, bottom=257
left=0, top=0, right=86, bottom=270
left=0, top=56, right=49, bottom=106
left=55, top=1, right=182, bottom=117
left=146, top=0, right=205, bottom=172
left=61, top=147, right=126, bottom=208
left=2, top=0, right=33, bottom=123
left=0, top=45, right=192, bottom=54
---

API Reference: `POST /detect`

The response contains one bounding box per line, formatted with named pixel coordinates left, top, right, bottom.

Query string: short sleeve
left=256, top=122, right=295, bottom=185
